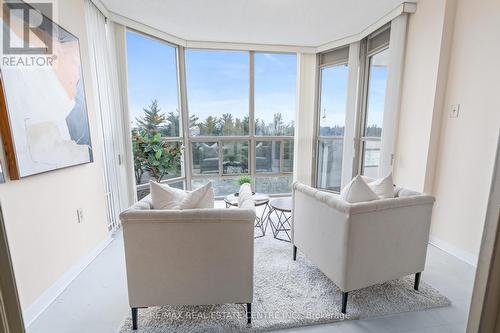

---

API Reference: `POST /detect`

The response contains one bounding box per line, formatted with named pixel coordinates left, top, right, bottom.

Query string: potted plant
left=235, top=176, right=254, bottom=196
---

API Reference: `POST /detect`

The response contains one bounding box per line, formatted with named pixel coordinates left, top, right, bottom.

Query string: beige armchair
left=120, top=184, right=256, bottom=330
left=292, top=182, right=435, bottom=314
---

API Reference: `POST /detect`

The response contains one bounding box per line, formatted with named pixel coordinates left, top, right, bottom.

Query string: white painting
left=0, top=2, right=93, bottom=178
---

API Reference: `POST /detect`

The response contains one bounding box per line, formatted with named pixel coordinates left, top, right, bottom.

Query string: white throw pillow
left=340, top=175, right=379, bottom=203
left=177, top=181, right=215, bottom=210
left=150, top=181, right=214, bottom=209
left=150, top=181, right=187, bottom=209
left=367, top=173, right=395, bottom=199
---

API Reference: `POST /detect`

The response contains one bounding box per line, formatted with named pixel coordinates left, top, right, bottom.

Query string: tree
left=199, top=116, right=220, bottom=135
left=163, top=110, right=180, bottom=137
left=221, top=113, right=235, bottom=135
left=273, top=113, right=284, bottom=135
left=135, top=99, right=166, bottom=135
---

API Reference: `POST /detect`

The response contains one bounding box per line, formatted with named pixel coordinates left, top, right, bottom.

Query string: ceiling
left=100, top=0, right=408, bottom=47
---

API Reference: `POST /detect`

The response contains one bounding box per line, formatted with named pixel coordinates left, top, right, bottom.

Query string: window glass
left=222, top=141, right=249, bottom=175
left=361, top=140, right=381, bottom=178
left=127, top=31, right=183, bottom=192
left=186, top=49, right=249, bottom=136
left=192, top=178, right=240, bottom=197
left=255, top=53, right=296, bottom=136
left=255, top=175, right=293, bottom=194
left=319, top=64, right=349, bottom=137
left=255, top=141, right=280, bottom=173
left=283, top=140, right=294, bottom=173
left=317, top=140, right=344, bottom=192
left=364, top=48, right=389, bottom=138
left=126, top=31, right=180, bottom=137
left=192, top=142, right=219, bottom=175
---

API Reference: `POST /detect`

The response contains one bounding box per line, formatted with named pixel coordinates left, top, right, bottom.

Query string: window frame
left=313, top=25, right=391, bottom=192
left=314, top=47, right=350, bottom=193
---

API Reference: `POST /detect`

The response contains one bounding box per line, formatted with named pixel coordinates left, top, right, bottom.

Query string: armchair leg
left=414, top=272, right=421, bottom=291
left=246, top=303, right=252, bottom=324
left=293, top=245, right=297, bottom=261
left=132, top=308, right=138, bottom=330
left=341, top=292, right=348, bottom=314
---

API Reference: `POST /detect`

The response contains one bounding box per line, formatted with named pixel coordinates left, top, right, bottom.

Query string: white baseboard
left=23, top=234, right=114, bottom=327
left=429, top=235, right=478, bottom=267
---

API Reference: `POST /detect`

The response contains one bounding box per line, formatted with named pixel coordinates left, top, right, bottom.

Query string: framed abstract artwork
left=0, top=1, right=93, bottom=179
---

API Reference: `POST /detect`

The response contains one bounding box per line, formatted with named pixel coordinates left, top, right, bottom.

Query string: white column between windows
left=379, top=14, right=409, bottom=177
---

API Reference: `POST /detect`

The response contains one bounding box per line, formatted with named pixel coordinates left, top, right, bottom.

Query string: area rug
left=120, top=235, right=450, bottom=332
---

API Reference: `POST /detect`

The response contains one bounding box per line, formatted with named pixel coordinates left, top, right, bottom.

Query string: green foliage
left=237, top=175, right=252, bottom=186
left=132, top=130, right=182, bottom=183
left=135, top=100, right=167, bottom=136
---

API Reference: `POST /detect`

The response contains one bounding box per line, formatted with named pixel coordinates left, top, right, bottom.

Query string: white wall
left=393, top=0, right=451, bottom=192
left=0, top=0, right=109, bottom=313
left=395, top=0, right=500, bottom=263
left=429, top=0, right=500, bottom=261
left=294, top=53, right=318, bottom=186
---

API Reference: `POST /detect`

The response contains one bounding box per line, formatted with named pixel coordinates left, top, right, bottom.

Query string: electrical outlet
left=77, top=209, right=84, bottom=224
left=450, top=104, right=460, bottom=118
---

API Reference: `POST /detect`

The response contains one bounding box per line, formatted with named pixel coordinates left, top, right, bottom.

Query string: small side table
left=224, top=193, right=270, bottom=238
left=268, top=198, right=293, bottom=242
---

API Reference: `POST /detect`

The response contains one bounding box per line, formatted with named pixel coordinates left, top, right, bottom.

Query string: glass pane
left=255, top=175, right=293, bottom=194
left=192, top=178, right=240, bottom=197
left=283, top=140, right=294, bottom=173
left=192, top=142, right=219, bottom=175
left=361, top=140, right=381, bottom=178
left=255, top=141, right=280, bottom=173
left=319, top=64, right=349, bottom=137
left=255, top=53, right=296, bottom=136
left=364, top=48, right=389, bottom=138
left=137, top=180, right=185, bottom=201
left=222, top=141, right=249, bottom=174
left=126, top=31, right=180, bottom=137
left=317, top=140, right=344, bottom=192
left=132, top=136, right=183, bottom=185
left=186, top=49, right=249, bottom=136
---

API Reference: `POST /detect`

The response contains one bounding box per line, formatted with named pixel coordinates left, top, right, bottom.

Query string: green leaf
left=155, top=150, right=162, bottom=159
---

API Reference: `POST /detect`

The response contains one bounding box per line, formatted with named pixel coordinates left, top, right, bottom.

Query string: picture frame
left=0, top=1, right=93, bottom=180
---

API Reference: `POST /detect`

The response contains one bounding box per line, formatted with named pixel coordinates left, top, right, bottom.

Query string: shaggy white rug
left=120, top=235, right=450, bottom=332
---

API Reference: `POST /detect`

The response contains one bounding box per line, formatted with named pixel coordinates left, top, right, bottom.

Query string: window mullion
left=249, top=51, right=256, bottom=190
left=177, top=45, right=192, bottom=190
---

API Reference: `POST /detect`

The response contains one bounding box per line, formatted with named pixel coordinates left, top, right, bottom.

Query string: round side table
left=224, top=193, right=270, bottom=238
left=268, top=198, right=293, bottom=242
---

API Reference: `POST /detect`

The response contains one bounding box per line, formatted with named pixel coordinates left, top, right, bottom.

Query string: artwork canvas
left=0, top=1, right=93, bottom=179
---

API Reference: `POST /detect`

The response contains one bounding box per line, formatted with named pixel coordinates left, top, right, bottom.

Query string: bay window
left=126, top=34, right=297, bottom=197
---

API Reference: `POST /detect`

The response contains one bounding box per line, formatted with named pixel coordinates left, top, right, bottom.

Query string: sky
left=126, top=30, right=386, bottom=133
left=126, top=31, right=296, bottom=128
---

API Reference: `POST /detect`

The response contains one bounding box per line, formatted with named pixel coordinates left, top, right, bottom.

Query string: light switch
left=450, top=104, right=460, bottom=118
